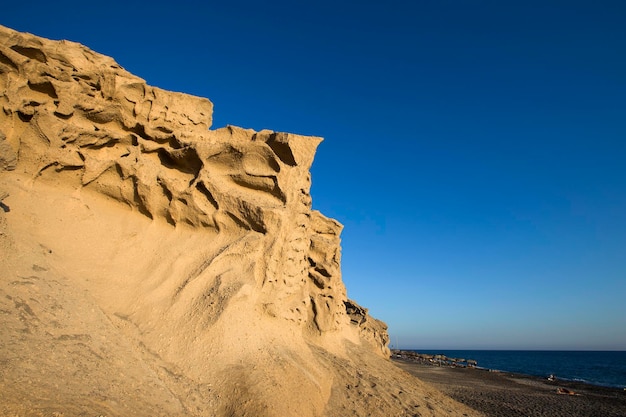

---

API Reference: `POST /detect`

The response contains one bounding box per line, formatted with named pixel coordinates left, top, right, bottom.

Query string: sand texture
left=0, top=25, right=481, bottom=416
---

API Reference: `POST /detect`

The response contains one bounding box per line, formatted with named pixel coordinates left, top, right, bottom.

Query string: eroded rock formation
left=0, top=25, right=478, bottom=417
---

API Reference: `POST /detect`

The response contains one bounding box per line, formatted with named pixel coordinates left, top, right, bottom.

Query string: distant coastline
left=392, top=349, right=626, bottom=389
left=392, top=349, right=479, bottom=368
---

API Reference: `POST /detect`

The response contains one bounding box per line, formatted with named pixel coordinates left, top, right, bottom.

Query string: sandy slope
left=0, top=175, right=481, bottom=416
left=0, top=176, right=188, bottom=416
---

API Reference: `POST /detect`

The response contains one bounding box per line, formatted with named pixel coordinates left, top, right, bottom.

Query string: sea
left=411, top=350, right=626, bottom=389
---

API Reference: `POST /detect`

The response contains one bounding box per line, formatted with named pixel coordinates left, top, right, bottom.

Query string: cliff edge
left=0, top=25, right=480, bottom=417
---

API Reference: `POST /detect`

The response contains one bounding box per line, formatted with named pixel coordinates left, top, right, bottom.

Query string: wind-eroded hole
left=266, top=133, right=296, bottom=166
left=28, top=81, right=58, bottom=99
left=10, top=45, right=47, bottom=63
left=156, top=147, right=202, bottom=176
left=195, top=181, right=219, bottom=209
left=0, top=51, right=18, bottom=70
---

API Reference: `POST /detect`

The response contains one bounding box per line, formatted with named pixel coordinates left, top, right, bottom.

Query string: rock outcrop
left=0, top=25, right=480, bottom=417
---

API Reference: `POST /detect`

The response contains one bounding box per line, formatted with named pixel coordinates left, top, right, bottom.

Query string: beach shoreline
left=392, top=357, right=626, bottom=417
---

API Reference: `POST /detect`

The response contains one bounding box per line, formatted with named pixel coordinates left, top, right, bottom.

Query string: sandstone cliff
left=0, top=25, right=480, bottom=417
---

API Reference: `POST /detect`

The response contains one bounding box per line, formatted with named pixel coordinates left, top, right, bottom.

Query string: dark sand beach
left=393, top=358, right=626, bottom=417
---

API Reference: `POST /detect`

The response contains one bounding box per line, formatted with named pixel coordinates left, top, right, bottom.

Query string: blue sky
left=4, top=1, right=625, bottom=350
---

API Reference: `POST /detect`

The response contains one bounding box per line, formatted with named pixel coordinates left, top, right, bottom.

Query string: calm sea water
left=412, top=350, right=626, bottom=388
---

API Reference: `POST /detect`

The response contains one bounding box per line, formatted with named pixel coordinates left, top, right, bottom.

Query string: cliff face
left=0, top=25, right=478, bottom=417
left=0, top=23, right=387, bottom=353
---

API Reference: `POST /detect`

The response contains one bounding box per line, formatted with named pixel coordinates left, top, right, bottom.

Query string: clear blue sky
left=4, top=1, right=625, bottom=350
